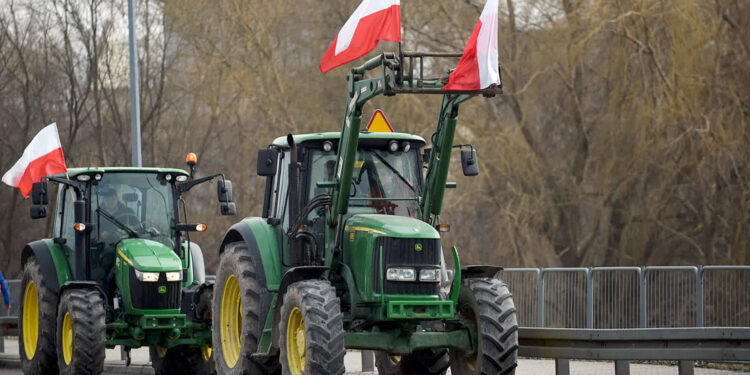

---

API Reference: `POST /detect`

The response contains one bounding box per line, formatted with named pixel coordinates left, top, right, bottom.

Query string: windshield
left=309, top=148, right=421, bottom=217
left=92, top=172, right=175, bottom=249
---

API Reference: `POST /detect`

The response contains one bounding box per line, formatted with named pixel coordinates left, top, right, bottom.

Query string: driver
left=100, top=186, right=135, bottom=218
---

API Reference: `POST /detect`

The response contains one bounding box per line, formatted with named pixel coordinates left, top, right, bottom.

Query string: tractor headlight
left=134, top=269, right=159, bottom=282
left=386, top=267, right=416, bottom=282
left=419, top=268, right=441, bottom=282
left=165, top=271, right=182, bottom=282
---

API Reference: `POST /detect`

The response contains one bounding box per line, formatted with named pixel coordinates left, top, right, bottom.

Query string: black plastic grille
left=372, top=237, right=441, bottom=295
left=129, top=268, right=181, bottom=310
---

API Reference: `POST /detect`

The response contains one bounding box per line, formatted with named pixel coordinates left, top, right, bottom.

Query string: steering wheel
left=116, top=213, right=141, bottom=231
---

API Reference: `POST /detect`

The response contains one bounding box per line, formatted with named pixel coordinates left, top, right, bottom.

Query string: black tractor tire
left=279, top=280, right=345, bottom=375
left=374, top=348, right=450, bottom=375
left=19, top=257, right=59, bottom=375
left=450, top=278, right=519, bottom=375
left=150, top=345, right=215, bottom=375
left=212, top=242, right=281, bottom=375
left=56, top=288, right=106, bottom=375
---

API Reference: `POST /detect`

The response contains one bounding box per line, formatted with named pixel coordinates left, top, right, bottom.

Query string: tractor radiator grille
left=129, top=268, right=181, bottom=310
left=372, top=237, right=441, bottom=296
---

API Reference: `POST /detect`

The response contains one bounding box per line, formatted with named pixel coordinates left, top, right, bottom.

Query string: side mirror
left=30, top=206, right=47, bottom=219
left=220, top=202, right=236, bottom=216
left=31, top=181, right=48, bottom=205
left=217, top=180, right=233, bottom=202
left=257, top=149, right=278, bottom=176
left=461, top=149, right=479, bottom=176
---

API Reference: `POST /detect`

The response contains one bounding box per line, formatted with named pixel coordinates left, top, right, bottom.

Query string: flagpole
left=65, top=172, right=75, bottom=202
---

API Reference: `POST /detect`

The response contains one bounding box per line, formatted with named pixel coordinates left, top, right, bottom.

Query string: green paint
left=450, top=246, right=462, bottom=306
left=51, top=167, right=188, bottom=179
left=252, top=294, right=278, bottom=357
left=117, top=239, right=182, bottom=272
left=345, top=328, right=473, bottom=354
left=243, top=217, right=282, bottom=290
left=271, top=132, right=425, bottom=147
left=41, top=239, right=73, bottom=287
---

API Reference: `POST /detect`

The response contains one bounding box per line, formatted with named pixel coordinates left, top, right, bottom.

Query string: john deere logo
left=415, top=243, right=423, bottom=252
left=158, top=286, right=167, bottom=294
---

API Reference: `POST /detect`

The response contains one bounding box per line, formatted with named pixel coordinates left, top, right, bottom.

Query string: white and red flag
left=444, top=0, right=500, bottom=90
left=2, top=123, right=67, bottom=198
left=319, top=0, right=401, bottom=74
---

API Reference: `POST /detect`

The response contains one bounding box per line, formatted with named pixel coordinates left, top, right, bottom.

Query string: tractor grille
left=129, top=268, right=181, bottom=310
left=372, top=237, right=441, bottom=296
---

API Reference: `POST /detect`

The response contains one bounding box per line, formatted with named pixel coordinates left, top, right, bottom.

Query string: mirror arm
left=177, top=173, right=225, bottom=195
left=45, top=176, right=86, bottom=199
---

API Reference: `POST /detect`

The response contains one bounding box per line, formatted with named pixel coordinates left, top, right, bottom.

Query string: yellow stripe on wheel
left=62, top=312, right=73, bottom=365
left=220, top=274, right=241, bottom=367
left=22, top=281, right=39, bottom=360
left=286, top=307, right=306, bottom=375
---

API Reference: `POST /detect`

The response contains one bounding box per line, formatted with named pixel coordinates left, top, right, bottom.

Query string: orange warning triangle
left=366, top=110, right=394, bottom=132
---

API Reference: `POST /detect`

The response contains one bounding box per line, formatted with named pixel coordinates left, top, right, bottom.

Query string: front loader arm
left=329, top=52, right=502, bottom=233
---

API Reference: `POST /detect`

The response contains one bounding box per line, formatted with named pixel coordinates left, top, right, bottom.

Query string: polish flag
left=319, top=0, right=401, bottom=74
left=2, top=123, right=67, bottom=198
left=444, top=0, right=500, bottom=90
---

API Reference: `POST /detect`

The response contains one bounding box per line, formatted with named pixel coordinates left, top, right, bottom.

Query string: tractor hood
left=116, top=239, right=182, bottom=272
left=344, top=214, right=439, bottom=239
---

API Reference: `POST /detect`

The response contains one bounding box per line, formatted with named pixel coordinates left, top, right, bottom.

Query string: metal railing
left=500, top=266, right=750, bottom=328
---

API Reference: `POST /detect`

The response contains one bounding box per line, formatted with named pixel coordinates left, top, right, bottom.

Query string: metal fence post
left=586, top=268, right=593, bottom=328
left=639, top=267, right=646, bottom=328
left=537, top=268, right=545, bottom=328
left=614, top=360, right=631, bottom=375
left=678, top=360, right=695, bottom=375
left=554, top=359, right=570, bottom=375
left=696, top=266, right=703, bottom=327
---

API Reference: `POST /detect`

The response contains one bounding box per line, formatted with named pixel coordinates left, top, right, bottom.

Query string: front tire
left=450, top=278, right=518, bottom=375
left=212, top=242, right=280, bottom=375
left=19, top=258, right=58, bottom=374
left=56, top=288, right=106, bottom=374
left=279, top=280, right=345, bottom=375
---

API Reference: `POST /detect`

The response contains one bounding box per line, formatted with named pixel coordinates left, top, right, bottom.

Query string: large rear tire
left=55, top=288, right=106, bottom=375
left=450, top=278, right=518, bottom=375
left=150, top=345, right=215, bottom=375
left=19, top=258, right=58, bottom=374
left=279, top=280, right=345, bottom=375
left=212, top=242, right=280, bottom=375
left=374, top=348, right=450, bottom=375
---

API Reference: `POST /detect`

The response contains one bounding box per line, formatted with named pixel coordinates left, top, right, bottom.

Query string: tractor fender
left=219, top=218, right=281, bottom=290
left=21, top=240, right=73, bottom=294
left=271, top=266, right=328, bottom=348
left=59, top=280, right=107, bottom=301
left=189, top=242, right=205, bottom=284
left=461, top=265, right=504, bottom=280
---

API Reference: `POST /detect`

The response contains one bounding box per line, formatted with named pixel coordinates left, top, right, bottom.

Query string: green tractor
left=19, top=161, right=236, bottom=374
left=212, top=52, right=518, bottom=375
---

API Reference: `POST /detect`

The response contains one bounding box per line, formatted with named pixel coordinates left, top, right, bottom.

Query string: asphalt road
left=0, top=338, right=746, bottom=374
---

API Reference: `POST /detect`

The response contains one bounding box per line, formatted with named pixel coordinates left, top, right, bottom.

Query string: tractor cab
left=21, top=163, right=234, bottom=374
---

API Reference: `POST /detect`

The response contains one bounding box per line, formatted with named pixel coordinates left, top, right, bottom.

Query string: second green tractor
left=212, top=52, right=518, bottom=375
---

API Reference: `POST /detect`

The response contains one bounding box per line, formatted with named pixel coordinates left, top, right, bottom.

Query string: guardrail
left=502, top=266, right=750, bottom=374
left=500, top=265, right=750, bottom=328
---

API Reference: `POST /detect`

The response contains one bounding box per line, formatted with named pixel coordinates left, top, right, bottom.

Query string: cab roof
left=53, top=167, right=189, bottom=178
left=271, top=132, right=426, bottom=148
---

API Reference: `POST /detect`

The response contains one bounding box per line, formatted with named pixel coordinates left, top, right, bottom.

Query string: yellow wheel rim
left=62, top=312, right=73, bottom=365
left=22, top=281, right=39, bottom=360
left=286, top=307, right=306, bottom=375
left=220, top=274, right=241, bottom=367
left=156, top=347, right=168, bottom=358
left=201, top=345, right=212, bottom=362
left=389, top=355, right=402, bottom=365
